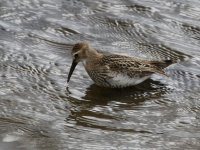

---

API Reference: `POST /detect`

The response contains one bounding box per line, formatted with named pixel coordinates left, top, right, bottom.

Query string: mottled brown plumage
left=67, top=42, right=173, bottom=88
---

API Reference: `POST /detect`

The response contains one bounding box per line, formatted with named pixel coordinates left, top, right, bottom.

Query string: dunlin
left=67, top=42, right=173, bottom=88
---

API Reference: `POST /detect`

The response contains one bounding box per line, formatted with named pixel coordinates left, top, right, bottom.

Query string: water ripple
left=0, top=0, right=200, bottom=149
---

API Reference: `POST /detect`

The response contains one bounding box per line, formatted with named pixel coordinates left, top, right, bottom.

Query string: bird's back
left=99, top=54, right=172, bottom=74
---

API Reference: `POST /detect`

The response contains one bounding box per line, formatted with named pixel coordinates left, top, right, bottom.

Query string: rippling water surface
left=0, top=0, right=200, bottom=149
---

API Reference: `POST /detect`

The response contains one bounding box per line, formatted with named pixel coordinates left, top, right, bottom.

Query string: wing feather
left=99, top=55, right=167, bottom=78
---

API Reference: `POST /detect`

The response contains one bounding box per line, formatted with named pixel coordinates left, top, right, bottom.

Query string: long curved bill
left=67, top=59, right=78, bottom=82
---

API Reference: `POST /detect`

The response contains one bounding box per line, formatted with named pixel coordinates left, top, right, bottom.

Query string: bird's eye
left=74, top=54, right=78, bottom=59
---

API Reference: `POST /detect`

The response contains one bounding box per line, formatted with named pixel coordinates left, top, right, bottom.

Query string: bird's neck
left=86, top=48, right=103, bottom=60
left=82, top=49, right=103, bottom=67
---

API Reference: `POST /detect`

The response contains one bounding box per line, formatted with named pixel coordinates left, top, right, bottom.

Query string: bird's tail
left=149, top=59, right=174, bottom=69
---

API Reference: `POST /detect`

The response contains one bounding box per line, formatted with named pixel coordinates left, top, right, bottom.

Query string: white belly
left=107, top=73, right=150, bottom=88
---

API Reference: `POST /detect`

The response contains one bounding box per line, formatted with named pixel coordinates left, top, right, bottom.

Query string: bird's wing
left=99, top=55, right=167, bottom=78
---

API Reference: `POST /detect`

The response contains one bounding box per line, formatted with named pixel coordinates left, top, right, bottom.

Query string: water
left=0, top=0, right=200, bottom=149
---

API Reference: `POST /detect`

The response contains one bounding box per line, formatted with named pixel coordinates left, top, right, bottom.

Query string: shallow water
left=0, top=0, right=200, bottom=149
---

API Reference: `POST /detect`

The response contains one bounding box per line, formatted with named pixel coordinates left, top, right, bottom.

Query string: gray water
left=0, top=0, right=200, bottom=149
